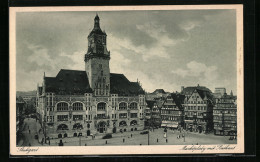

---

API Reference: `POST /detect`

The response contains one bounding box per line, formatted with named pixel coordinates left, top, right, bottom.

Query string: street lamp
left=148, top=129, right=150, bottom=145
left=79, top=128, right=82, bottom=146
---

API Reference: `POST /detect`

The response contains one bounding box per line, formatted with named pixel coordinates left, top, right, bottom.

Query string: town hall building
left=36, top=15, right=146, bottom=139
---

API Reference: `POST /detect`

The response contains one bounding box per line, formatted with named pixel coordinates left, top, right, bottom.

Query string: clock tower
left=85, top=14, right=110, bottom=96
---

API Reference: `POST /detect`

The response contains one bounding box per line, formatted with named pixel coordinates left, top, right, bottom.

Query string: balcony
left=213, top=120, right=222, bottom=123
left=94, top=115, right=110, bottom=120
left=129, top=108, right=138, bottom=111
left=118, top=109, right=128, bottom=111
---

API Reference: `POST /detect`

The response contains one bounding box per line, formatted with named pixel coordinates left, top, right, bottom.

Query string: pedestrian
left=166, top=139, right=168, bottom=143
left=157, top=138, right=158, bottom=143
left=49, top=140, right=50, bottom=145
left=106, top=140, right=107, bottom=144
left=123, top=138, right=125, bottom=143
left=29, top=129, right=30, bottom=134
left=131, top=134, right=132, bottom=138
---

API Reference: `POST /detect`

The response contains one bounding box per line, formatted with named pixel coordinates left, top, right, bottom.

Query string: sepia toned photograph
left=9, top=5, right=244, bottom=155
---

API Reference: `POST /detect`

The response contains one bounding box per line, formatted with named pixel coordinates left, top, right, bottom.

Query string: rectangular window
left=119, top=113, right=127, bottom=119
left=72, top=103, right=83, bottom=111
left=73, top=115, right=83, bottom=121
left=57, top=115, right=68, bottom=121
left=131, top=113, right=138, bottom=118
left=97, top=114, right=106, bottom=119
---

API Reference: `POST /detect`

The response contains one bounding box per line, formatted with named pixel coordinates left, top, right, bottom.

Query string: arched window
left=72, top=102, right=83, bottom=111
left=57, top=124, right=68, bottom=130
left=73, top=123, right=83, bottom=130
left=130, top=120, right=137, bottom=126
left=97, top=102, right=106, bottom=111
left=119, top=121, right=127, bottom=126
left=119, top=102, right=127, bottom=110
left=57, top=102, right=68, bottom=111
left=129, top=102, right=138, bottom=110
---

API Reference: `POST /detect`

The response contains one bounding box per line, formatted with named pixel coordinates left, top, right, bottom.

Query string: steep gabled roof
left=44, top=70, right=144, bottom=96
left=171, top=93, right=185, bottom=108
left=110, top=73, right=145, bottom=96
left=45, top=69, right=92, bottom=95
left=181, top=86, right=212, bottom=95
left=152, top=89, right=166, bottom=94
left=146, top=100, right=156, bottom=109
left=155, top=100, right=164, bottom=108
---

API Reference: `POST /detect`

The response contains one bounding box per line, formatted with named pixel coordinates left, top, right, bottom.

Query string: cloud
left=107, top=21, right=178, bottom=62
left=25, top=42, right=74, bottom=71
left=60, top=50, right=85, bottom=70
left=15, top=10, right=237, bottom=94
left=172, top=61, right=218, bottom=85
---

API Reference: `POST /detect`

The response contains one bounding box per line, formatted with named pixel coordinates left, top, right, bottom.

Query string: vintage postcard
left=9, top=5, right=244, bottom=155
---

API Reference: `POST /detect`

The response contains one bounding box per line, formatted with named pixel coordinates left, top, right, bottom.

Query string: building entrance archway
left=87, top=130, right=91, bottom=136
left=113, top=127, right=116, bottom=133
left=97, top=121, right=106, bottom=133
left=198, top=126, right=202, bottom=133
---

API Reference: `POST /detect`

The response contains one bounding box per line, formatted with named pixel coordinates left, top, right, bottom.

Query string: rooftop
left=43, top=69, right=144, bottom=96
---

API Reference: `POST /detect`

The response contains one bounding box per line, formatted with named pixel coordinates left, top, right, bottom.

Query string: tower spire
left=94, top=13, right=100, bottom=30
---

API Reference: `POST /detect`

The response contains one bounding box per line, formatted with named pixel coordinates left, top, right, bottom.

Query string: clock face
left=97, top=44, right=104, bottom=54
left=97, top=36, right=102, bottom=44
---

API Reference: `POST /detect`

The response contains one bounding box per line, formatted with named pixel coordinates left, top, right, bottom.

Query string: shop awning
left=167, top=124, right=178, bottom=128
left=185, top=120, right=193, bottom=123
left=161, top=124, right=167, bottom=127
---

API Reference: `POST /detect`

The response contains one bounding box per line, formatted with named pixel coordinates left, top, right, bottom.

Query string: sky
left=16, top=10, right=237, bottom=94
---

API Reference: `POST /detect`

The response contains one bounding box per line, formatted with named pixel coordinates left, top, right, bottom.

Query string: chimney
left=181, top=86, right=184, bottom=92
left=230, top=90, right=233, bottom=96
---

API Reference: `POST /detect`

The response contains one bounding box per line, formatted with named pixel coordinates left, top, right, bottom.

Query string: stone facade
left=36, top=15, right=145, bottom=139
left=183, top=87, right=214, bottom=133
left=213, top=92, right=237, bottom=136
left=161, top=94, right=184, bottom=129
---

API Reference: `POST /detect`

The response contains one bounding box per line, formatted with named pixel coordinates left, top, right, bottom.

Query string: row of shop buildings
left=145, top=86, right=237, bottom=136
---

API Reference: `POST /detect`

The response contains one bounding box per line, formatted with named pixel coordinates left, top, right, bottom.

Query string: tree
left=24, top=98, right=36, bottom=115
